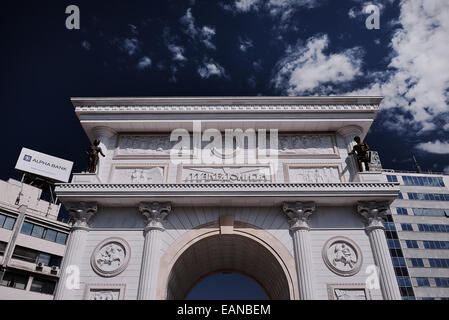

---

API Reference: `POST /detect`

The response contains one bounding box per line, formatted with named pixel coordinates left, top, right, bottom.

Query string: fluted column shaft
left=283, top=202, right=316, bottom=300
left=137, top=202, right=171, bottom=300
left=358, top=201, right=401, bottom=300
left=54, top=202, right=97, bottom=300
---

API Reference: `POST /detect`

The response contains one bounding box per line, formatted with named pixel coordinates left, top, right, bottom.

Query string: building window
left=392, top=257, right=406, bottom=267
left=423, top=241, right=449, bottom=250
left=410, top=258, right=424, bottom=267
left=30, top=278, right=56, bottom=295
left=0, top=241, right=7, bottom=256
left=435, top=278, right=449, bottom=287
left=397, top=193, right=403, bottom=199
left=401, top=223, right=413, bottom=231
left=11, top=246, right=63, bottom=267
left=20, top=222, right=33, bottom=235
left=408, top=193, right=449, bottom=201
left=402, top=176, right=445, bottom=187
left=55, top=232, right=68, bottom=245
left=44, top=229, right=57, bottom=242
left=417, top=224, right=449, bottom=233
left=429, top=259, right=449, bottom=268
left=0, top=213, right=16, bottom=230
left=0, top=272, right=28, bottom=290
left=396, top=207, right=408, bottom=215
left=412, top=208, right=449, bottom=217
left=20, top=221, right=68, bottom=245
left=396, top=276, right=411, bottom=287
left=31, top=225, right=44, bottom=238
left=387, top=175, right=398, bottom=183
left=406, top=240, right=419, bottom=249
left=394, top=267, right=409, bottom=277
left=388, top=239, right=401, bottom=249
left=415, top=277, right=430, bottom=287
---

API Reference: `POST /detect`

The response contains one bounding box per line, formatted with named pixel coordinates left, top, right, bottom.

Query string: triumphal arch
left=54, top=96, right=401, bottom=300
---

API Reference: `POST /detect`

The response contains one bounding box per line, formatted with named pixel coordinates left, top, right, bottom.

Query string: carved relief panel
left=110, top=165, right=166, bottom=184
left=114, top=133, right=339, bottom=159
left=277, top=134, right=338, bottom=157
left=84, top=284, right=126, bottom=300
left=322, top=236, right=363, bottom=277
left=327, top=284, right=371, bottom=300
left=284, top=165, right=342, bottom=183
left=91, top=238, right=131, bottom=277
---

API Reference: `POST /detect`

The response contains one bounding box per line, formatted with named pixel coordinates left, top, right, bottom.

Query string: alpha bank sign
left=15, top=148, right=73, bottom=183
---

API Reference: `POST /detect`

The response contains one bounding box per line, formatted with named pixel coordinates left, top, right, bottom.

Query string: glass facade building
left=384, top=171, right=449, bottom=300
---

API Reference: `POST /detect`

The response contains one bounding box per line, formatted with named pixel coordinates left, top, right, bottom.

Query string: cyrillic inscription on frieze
left=182, top=166, right=272, bottom=184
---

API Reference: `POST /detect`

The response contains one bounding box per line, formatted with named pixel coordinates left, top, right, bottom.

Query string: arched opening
left=166, top=234, right=291, bottom=300
left=186, top=272, right=269, bottom=300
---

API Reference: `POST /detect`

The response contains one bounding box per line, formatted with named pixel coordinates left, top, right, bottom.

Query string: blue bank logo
left=23, top=155, right=32, bottom=162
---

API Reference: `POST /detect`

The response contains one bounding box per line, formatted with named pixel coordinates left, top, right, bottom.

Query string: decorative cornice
left=71, top=96, right=384, bottom=107
left=357, top=201, right=390, bottom=231
left=56, top=182, right=399, bottom=194
left=139, top=202, right=172, bottom=231
left=282, top=202, right=316, bottom=231
left=75, top=104, right=380, bottom=114
left=65, top=202, right=98, bottom=229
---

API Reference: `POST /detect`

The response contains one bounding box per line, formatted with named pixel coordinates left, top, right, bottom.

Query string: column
left=337, top=125, right=363, bottom=179
left=91, top=126, right=117, bottom=182
left=357, top=201, right=402, bottom=300
left=137, top=202, right=172, bottom=300
left=282, top=202, right=316, bottom=300
left=54, top=202, right=97, bottom=300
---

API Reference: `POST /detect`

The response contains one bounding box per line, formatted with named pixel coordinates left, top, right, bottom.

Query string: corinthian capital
left=139, top=202, right=172, bottom=231
left=282, top=202, right=316, bottom=231
left=357, top=201, right=390, bottom=231
left=66, top=202, right=98, bottom=229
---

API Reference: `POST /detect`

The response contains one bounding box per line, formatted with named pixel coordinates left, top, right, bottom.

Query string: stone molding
left=282, top=202, right=316, bottom=231
left=65, top=202, right=98, bottom=229
left=357, top=201, right=390, bottom=231
left=57, top=182, right=399, bottom=191
left=139, top=202, right=172, bottom=231
left=75, top=104, right=380, bottom=114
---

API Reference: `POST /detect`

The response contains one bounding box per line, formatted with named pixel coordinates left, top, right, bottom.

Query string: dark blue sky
left=2, top=0, right=448, bottom=300
left=1, top=1, right=448, bottom=180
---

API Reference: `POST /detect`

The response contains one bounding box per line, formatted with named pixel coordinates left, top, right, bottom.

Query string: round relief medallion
left=91, top=237, right=131, bottom=277
left=322, top=236, right=363, bottom=277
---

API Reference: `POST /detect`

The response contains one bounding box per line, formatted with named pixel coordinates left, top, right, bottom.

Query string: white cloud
left=416, top=140, right=449, bottom=154
left=198, top=59, right=226, bottom=79
left=180, top=9, right=216, bottom=49
left=200, top=26, right=216, bottom=49
left=229, top=0, right=321, bottom=20
left=235, top=0, right=260, bottom=12
left=137, top=56, right=152, bottom=69
left=348, top=7, right=357, bottom=18
left=114, top=38, right=140, bottom=56
left=168, top=44, right=187, bottom=62
left=180, top=8, right=197, bottom=37
left=347, top=0, right=449, bottom=132
left=239, top=37, right=254, bottom=52
left=273, top=34, right=363, bottom=95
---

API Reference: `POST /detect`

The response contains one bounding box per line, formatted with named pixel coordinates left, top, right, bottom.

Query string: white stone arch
left=156, top=220, right=299, bottom=300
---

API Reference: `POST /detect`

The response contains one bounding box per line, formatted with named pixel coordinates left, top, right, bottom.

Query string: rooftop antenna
left=412, top=154, right=422, bottom=173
